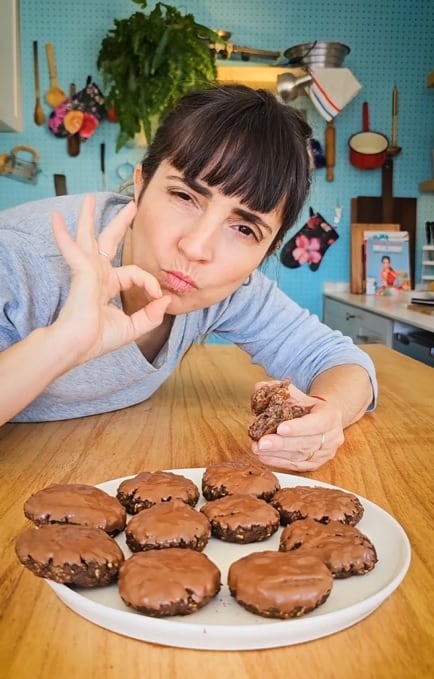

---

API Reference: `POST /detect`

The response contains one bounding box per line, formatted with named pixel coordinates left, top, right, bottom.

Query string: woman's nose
left=177, top=219, right=218, bottom=261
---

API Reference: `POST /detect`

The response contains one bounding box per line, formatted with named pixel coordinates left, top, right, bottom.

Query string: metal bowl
left=284, top=41, right=350, bottom=68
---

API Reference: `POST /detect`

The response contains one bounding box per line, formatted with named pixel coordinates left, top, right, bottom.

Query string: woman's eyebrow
left=167, top=174, right=274, bottom=233
left=167, top=174, right=212, bottom=198
left=233, top=208, right=273, bottom=234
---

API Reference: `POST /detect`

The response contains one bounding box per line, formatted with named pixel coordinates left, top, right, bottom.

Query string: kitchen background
left=0, top=0, right=433, bottom=319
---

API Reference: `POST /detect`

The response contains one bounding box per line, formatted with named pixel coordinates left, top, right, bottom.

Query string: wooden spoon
left=45, top=43, right=67, bottom=108
left=33, top=41, right=45, bottom=125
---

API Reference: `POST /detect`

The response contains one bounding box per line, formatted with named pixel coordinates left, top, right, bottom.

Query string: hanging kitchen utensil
left=53, top=173, right=67, bottom=196
left=66, top=83, right=81, bottom=157
left=48, top=76, right=106, bottom=143
left=348, top=102, right=389, bottom=170
left=45, top=43, right=67, bottom=108
left=100, top=143, right=107, bottom=191
left=0, top=146, right=41, bottom=184
left=284, top=41, right=350, bottom=68
left=33, top=41, right=45, bottom=126
left=387, top=86, right=401, bottom=157
left=208, top=39, right=280, bottom=61
left=280, top=207, right=339, bottom=272
left=72, top=76, right=106, bottom=141
left=325, top=120, right=336, bottom=181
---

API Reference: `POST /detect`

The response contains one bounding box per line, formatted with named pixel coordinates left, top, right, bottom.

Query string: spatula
left=45, top=43, right=67, bottom=108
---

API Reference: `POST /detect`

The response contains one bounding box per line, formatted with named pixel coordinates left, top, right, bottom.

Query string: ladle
left=32, top=41, right=45, bottom=125
left=45, top=43, right=67, bottom=108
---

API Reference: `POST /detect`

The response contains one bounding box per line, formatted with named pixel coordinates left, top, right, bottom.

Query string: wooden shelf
left=217, top=63, right=304, bottom=92
left=419, top=178, right=434, bottom=192
left=427, top=71, right=434, bottom=88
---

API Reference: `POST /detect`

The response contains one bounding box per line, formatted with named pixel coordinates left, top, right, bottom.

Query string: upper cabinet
left=418, top=71, right=434, bottom=192
left=0, top=0, right=22, bottom=132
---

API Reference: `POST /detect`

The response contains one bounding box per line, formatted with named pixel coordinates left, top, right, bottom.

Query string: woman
left=380, top=255, right=398, bottom=288
left=0, top=85, right=376, bottom=471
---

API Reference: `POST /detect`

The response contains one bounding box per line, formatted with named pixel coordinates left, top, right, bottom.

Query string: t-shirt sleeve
left=0, top=230, right=61, bottom=349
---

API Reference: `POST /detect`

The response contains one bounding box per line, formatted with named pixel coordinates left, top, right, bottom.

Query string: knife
left=53, top=173, right=67, bottom=196
left=100, top=142, right=107, bottom=191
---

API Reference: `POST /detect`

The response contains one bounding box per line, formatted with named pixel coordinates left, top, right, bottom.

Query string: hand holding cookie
left=249, top=379, right=344, bottom=472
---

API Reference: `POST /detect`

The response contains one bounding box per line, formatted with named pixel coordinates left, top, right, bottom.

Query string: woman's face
left=124, top=160, right=282, bottom=315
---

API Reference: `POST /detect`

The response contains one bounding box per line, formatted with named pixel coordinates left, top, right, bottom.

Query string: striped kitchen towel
left=308, top=67, right=362, bottom=120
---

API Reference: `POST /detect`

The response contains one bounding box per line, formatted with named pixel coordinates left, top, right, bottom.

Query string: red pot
left=348, top=102, right=389, bottom=170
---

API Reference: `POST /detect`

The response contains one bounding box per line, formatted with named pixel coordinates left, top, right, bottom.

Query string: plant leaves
left=97, top=1, right=217, bottom=150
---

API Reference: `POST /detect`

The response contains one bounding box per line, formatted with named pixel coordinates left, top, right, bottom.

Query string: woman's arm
left=0, top=195, right=170, bottom=426
left=308, top=363, right=373, bottom=427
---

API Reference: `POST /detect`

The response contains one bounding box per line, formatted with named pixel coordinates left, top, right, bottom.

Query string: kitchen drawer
left=323, top=297, right=393, bottom=346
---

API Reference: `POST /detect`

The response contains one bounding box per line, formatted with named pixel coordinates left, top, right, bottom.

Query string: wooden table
left=0, top=344, right=433, bottom=679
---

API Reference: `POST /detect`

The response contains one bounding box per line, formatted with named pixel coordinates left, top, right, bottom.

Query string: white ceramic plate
left=46, top=469, right=411, bottom=650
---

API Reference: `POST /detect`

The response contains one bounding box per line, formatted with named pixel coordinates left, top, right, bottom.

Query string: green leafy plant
left=97, top=0, right=218, bottom=150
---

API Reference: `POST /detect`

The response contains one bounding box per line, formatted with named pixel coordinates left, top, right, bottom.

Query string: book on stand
left=364, top=231, right=411, bottom=295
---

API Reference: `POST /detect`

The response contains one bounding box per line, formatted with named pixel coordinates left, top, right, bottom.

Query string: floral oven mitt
left=280, top=208, right=339, bottom=272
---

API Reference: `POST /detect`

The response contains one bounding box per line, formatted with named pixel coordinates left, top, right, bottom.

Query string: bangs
left=171, top=124, right=289, bottom=214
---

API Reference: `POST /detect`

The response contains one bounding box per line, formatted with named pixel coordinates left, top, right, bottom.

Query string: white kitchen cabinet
left=323, top=297, right=393, bottom=345
left=421, top=245, right=434, bottom=285
left=0, top=0, right=22, bottom=132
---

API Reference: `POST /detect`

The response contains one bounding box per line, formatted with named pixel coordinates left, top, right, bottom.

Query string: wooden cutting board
left=350, top=222, right=400, bottom=294
left=407, top=304, right=434, bottom=316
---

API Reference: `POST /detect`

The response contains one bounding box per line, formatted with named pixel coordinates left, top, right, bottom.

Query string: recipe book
left=364, top=231, right=411, bottom=293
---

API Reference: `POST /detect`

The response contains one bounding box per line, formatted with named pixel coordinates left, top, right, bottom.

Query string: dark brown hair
left=140, top=84, right=312, bottom=253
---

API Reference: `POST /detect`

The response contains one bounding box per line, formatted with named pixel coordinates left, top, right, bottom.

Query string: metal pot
left=348, top=102, right=389, bottom=170
left=284, top=41, right=350, bottom=68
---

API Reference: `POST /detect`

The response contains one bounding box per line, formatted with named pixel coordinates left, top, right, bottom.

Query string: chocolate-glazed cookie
left=201, top=460, right=280, bottom=502
left=250, top=379, right=292, bottom=414
left=24, top=483, right=126, bottom=536
left=15, top=523, right=124, bottom=587
left=248, top=380, right=312, bottom=441
left=116, top=471, right=199, bottom=514
left=270, top=486, right=364, bottom=526
left=228, top=550, right=333, bottom=619
left=200, top=494, right=280, bottom=543
left=279, top=518, right=378, bottom=577
left=118, top=548, right=221, bottom=617
left=125, top=499, right=211, bottom=552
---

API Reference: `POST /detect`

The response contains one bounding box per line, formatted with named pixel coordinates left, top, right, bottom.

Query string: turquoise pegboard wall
left=1, top=0, right=433, bottom=319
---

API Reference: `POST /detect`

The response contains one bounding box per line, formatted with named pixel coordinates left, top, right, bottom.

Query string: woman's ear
left=270, top=239, right=282, bottom=254
left=133, top=164, right=144, bottom=202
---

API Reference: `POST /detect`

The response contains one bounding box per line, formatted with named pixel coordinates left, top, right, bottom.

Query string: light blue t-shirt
left=0, top=193, right=377, bottom=422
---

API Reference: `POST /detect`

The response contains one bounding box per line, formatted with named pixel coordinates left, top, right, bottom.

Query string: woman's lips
left=163, top=271, right=198, bottom=294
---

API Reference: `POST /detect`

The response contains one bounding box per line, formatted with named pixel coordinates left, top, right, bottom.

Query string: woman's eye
left=170, top=189, right=193, bottom=203
left=237, top=224, right=260, bottom=241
